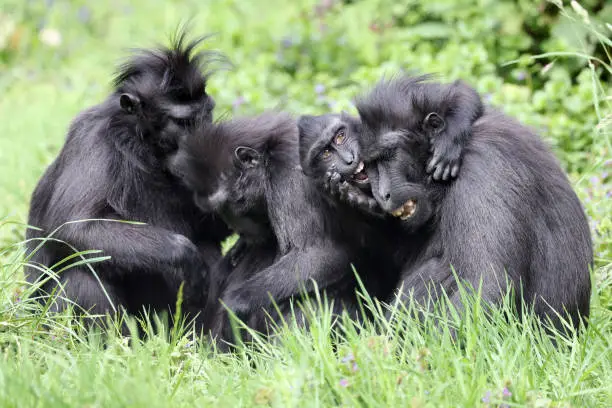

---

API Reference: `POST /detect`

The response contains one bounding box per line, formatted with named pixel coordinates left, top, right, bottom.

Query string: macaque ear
left=234, top=146, right=261, bottom=168
left=423, top=112, right=446, bottom=133
left=119, top=93, right=140, bottom=114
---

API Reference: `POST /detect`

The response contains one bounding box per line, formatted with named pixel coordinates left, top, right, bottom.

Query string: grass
left=1, top=0, right=611, bottom=407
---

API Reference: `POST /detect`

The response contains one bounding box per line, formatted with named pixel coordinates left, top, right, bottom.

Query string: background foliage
left=0, top=0, right=610, bottom=406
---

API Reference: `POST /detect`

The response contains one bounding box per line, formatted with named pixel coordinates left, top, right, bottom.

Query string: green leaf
left=402, top=22, right=453, bottom=39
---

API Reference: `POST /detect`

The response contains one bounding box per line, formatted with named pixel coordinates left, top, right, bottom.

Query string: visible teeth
left=391, top=199, right=417, bottom=220
left=354, top=161, right=364, bottom=174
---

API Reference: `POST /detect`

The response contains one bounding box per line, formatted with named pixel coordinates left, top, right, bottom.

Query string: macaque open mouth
left=352, top=161, right=369, bottom=183
left=391, top=199, right=417, bottom=220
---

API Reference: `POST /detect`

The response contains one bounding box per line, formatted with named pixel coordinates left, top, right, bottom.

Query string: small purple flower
left=315, top=84, right=326, bottom=94
left=502, top=387, right=512, bottom=398
left=601, top=171, right=608, bottom=179
left=281, top=36, right=294, bottom=48
left=424, top=390, right=430, bottom=395
left=77, top=6, right=91, bottom=23
left=351, top=362, right=358, bottom=372
left=481, top=390, right=491, bottom=404
left=590, top=176, right=599, bottom=185
left=232, top=96, right=246, bottom=109
left=516, top=71, right=527, bottom=81
left=341, top=352, right=354, bottom=363
left=339, top=378, right=349, bottom=387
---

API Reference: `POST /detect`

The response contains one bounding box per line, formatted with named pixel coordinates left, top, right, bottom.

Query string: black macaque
left=354, top=75, right=593, bottom=333
left=25, top=32, right=230, bottom=331
left=303, top=75, right=484, bottom=217
left=298, top=112, right=384, bottom=217
left=206, top=236, right=334, bottom=350
left=169, top=112, right=397, bottom=348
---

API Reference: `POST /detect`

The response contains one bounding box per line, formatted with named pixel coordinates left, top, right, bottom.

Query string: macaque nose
left=338, top=149, right=354, bottom=165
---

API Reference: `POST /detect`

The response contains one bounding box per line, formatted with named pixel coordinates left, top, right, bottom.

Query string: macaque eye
left=333, top=128, right=346, bottom=145
left=320, top=148, right=333, bottom=160
left=173, top=117, right=194, bottom=127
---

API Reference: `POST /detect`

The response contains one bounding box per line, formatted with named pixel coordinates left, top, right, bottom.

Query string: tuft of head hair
left=172, top=112, right=299, bottom=185
left=113, top=28, right=224, bottom=106
left=218, top=111, right=299, bottom=167
left=355, top=73, right=439, bottom=132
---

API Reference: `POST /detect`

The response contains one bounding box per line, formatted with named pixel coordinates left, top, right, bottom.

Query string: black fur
left=298, top=113, right=385, bottom=218
left=299, top=75, right=483, bottom=217
left=355, top=75, right=593, bottom=332
left=170, top=113, right=396, bottom=346
left=358, top=74, right=484, bottom=181
left=25, top=31, right=230, bottom=330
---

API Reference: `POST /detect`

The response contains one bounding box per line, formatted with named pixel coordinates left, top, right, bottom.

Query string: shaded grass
left=2, top=228, right=612, bottom=407
left=1, top=246, right=611, bottom=407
